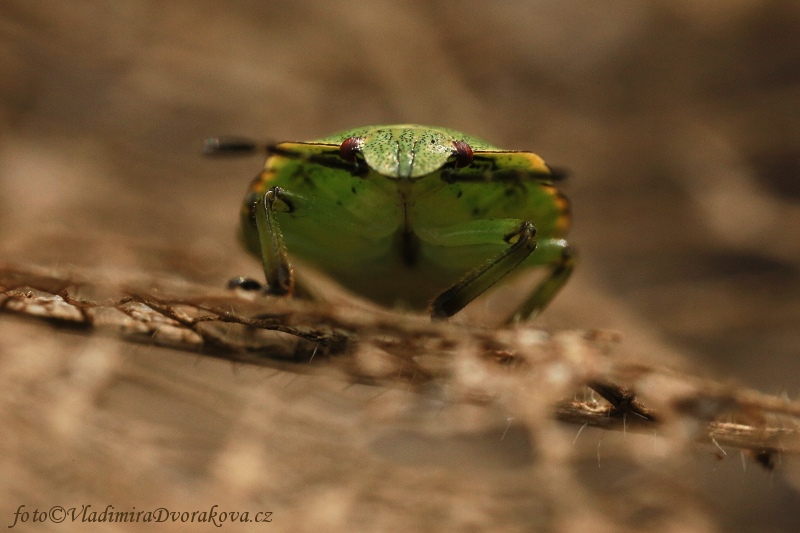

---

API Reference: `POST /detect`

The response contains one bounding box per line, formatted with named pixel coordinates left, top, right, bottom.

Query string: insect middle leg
left=510, top=238, right=575, bottom=322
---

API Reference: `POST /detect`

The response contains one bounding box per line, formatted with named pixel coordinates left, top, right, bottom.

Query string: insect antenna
left=203, top=136, right=265, bottom=157
left=546, top=166, right=570, bottom=181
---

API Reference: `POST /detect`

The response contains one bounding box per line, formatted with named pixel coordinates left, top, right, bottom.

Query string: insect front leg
left=237, top=180, right=393, bottom=301
left=254, top=186, right=294, bottom=295
left=429, top=220, right=539, bottom=319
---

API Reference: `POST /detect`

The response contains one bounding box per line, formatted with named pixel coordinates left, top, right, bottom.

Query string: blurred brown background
left=1, top=1, right=800, bottom=532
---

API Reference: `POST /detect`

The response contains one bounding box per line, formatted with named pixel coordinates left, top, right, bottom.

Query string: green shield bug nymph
left=206, top=124, right=574, bottom=322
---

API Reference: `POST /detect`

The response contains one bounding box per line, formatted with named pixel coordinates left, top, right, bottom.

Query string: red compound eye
left=452, top=140, right=473, bottom=168
left=339, top=137, right=363, bottom=162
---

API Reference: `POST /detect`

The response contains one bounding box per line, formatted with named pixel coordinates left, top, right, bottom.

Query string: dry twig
left=2, top=263, right=799, bottom=467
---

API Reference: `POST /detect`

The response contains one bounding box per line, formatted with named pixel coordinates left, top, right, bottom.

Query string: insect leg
left=255, top=187, right=294, bottom=295
left=430, top=222, right=538, bottom=319
left=227, top=276, right=263, bottom=291
left=510, top=238, right=575, bottom=321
